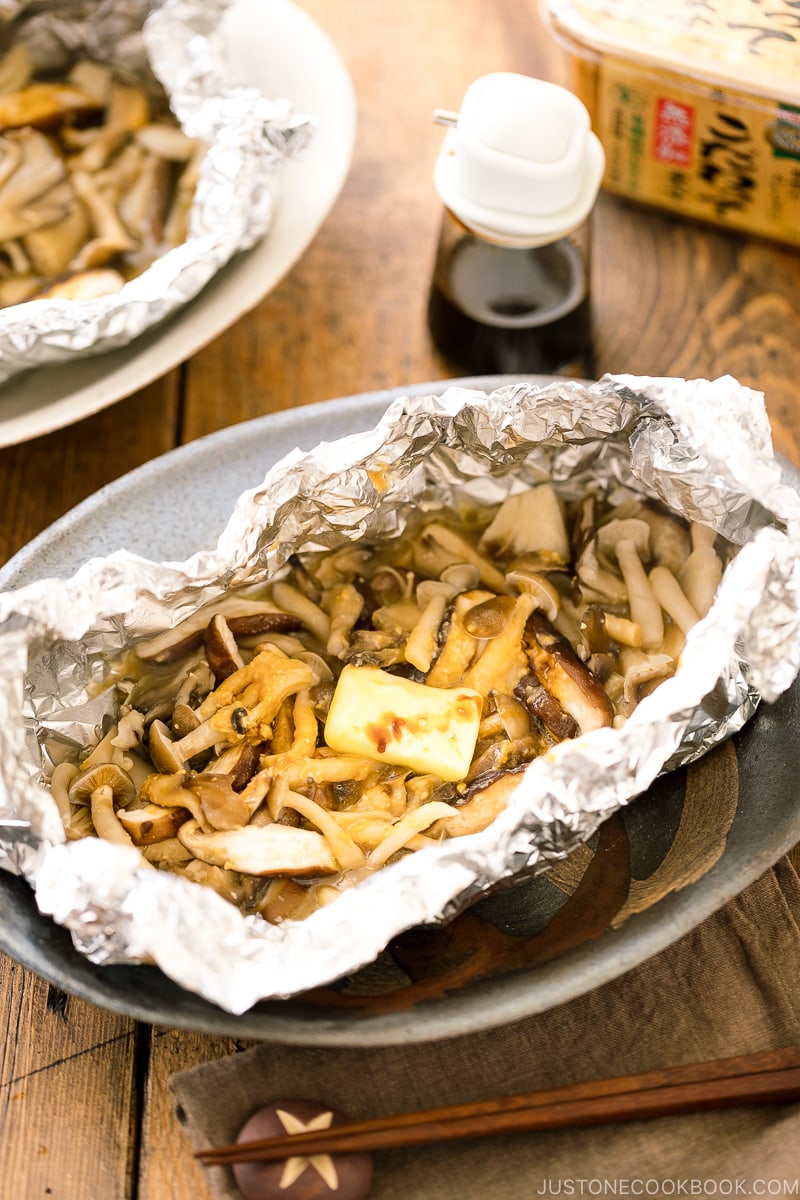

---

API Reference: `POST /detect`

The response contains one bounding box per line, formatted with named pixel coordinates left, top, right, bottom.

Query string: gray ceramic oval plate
left=1, top=376, right=799, bottom=1046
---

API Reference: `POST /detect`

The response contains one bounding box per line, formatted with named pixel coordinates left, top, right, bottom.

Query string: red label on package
left=653, top=97, right=695, bottom=166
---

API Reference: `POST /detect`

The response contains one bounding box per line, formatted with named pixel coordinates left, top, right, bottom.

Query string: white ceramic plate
left=0, top=0, right=356, bottom=450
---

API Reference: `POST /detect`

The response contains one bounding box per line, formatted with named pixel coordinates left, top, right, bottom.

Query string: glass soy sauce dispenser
left=427, top=73, right=605, bottom=378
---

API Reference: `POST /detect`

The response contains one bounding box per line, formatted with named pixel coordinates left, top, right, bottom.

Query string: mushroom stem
left=90, top=784, right=137, bottom=847
left=615, top=538, right=664, bottom=649
left=648, top=566, right=699, bottom=635
left=271, top=581, right=330, bottom=644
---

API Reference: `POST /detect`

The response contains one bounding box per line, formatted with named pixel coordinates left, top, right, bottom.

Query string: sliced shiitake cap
left=176, top=819, right=339, bottom=876
left=68, top=762, right=136, bottom=807
left=466, top=733, right=542, bottom=784
left=525, top=611, right=614, bottom=734
left=515, top=672, right=579, bottom=741
left=230, top=742, right=263, bottom=792
left=136, top=598, right=302, bottom=666
left=432, top=769, right=523, bottom=838
left=117, top=803, right=190, bottom=846
left=205, top=613, right=245, bottom=685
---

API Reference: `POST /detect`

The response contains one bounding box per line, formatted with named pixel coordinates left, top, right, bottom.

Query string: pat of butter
left=324, top=665, right=483, bottom=782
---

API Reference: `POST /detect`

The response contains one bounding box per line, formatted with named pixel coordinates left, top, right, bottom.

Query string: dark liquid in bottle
left=427, top=233, right=592, bottom=377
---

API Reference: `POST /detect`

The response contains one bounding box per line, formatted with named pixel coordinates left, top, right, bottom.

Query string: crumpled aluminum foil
left=0, top=0, right=313, bottom=385
left=1, top=374, right=800, bottom=1014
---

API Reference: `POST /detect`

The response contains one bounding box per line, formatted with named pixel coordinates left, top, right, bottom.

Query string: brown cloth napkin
left=171, top=848, right=800, bottom=1200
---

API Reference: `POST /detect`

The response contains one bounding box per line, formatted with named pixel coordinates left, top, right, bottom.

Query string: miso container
left=541, top=0, right=800, bottom=246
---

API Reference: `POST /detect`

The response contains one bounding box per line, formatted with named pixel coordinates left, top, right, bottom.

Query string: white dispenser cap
left=433, top=73, right=605, bottom=247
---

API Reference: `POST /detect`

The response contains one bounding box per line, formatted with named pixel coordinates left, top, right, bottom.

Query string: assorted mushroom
left=51, top=483, right=729, bottom=923
left=0, top=43, right=205, bottom=307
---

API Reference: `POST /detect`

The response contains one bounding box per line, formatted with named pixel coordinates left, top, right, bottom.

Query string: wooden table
left=1, top=2, right=799, bottom=1196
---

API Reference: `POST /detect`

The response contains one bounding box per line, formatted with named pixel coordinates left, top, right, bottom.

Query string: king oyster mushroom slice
left=67, top=60, right=113, bottom=106
left=135, top=122, right=200, bottom=162
left=69, top=169, right=134, bottom=269
left=0, top=128, right=68, bottom=241
left=68, top=80, right=149, bottom=174
left=524, top=611, right=614, bottom=734
left=22, top=179, right=89, bottom=277
left=177, top=820, right=339, bottom=877
left=479, top=483, right=570, bottom=562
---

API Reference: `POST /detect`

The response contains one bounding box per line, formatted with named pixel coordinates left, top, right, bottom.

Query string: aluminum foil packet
left=1, top=374, right=800, bottom=1013
left=0, top=0, right=313, bottom=385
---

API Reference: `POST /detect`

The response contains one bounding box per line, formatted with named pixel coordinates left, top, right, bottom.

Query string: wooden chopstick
left=195, top=1046, right=800, bottom=1167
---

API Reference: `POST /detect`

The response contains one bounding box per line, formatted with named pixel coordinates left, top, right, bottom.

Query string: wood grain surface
left=0, top=2, right=798, bottom=1197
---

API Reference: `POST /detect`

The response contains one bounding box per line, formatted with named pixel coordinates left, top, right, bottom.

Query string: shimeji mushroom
left=67, top=762, right=138, bottom=847
left=148, top=706, right=245, bottom=772
left=325, top=582, right=365, bottom=658
left=404, top=563, right=479, bottom=672
left=462, top=592, right=536, bottom=697
left=679, top=524, right=723, bottom=618
left=417, top=523, right=506, bottom=592
left=424, top=591, right=493, bottom=688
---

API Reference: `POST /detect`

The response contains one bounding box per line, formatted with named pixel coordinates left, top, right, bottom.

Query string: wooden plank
left=0, top=958, right=137, bottom=1200
left=0, top=373, right=180, bottom=565
left=139, top=1028, right=254, bottom=1200
left=593, top=197, right=800, bottom=465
